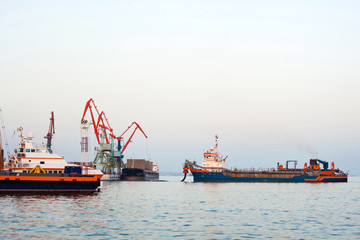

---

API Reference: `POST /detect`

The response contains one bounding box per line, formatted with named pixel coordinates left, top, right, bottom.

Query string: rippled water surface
left=1, top=176, right=359, bottom=239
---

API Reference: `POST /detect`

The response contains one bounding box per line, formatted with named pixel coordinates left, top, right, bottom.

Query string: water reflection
left=0, top=176, right=359, bottom=239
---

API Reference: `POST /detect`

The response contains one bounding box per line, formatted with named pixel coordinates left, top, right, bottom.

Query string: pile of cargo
left=121, top=159, right=159, bottom=181
left=126, top=159, right=154, bottom=171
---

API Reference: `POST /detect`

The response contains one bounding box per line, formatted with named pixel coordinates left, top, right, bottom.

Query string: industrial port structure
left=80, top=98, right=148, bottom=176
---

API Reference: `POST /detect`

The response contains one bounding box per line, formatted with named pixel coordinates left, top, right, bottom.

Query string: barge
left=182, top=136, right=348, bottom=183
left=121, top=159, right=159, bottom=181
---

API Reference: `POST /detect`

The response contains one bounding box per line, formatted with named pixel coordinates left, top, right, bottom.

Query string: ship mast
left=0, top=124, right=4, bottom=170
left=44, top=111, right=55, bottom=153
left=0, top=107, right=9, bottom=162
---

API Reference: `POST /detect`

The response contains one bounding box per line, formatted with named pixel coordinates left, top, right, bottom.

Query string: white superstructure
left=153, top=163, right=159, bottom=172
left=6, top=127, right=102, bottom=177
left=201, top=135, right=226, bottom=170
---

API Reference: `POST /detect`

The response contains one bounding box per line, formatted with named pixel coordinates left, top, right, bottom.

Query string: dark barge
left=121, top=159, right=159, bottom=181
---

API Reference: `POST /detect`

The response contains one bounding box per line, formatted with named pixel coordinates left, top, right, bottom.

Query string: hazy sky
left=1, top=1, right=359, bottom=174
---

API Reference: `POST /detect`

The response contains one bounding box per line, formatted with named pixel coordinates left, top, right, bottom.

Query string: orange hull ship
left=0, top=166, right=102, bottom=193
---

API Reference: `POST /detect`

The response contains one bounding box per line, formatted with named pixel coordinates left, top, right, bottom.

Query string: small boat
left=0, top=165, right=102, bottom=193
left=182, top=136, right=348, bottom=183
left=121, top=159, right=159, bottom=181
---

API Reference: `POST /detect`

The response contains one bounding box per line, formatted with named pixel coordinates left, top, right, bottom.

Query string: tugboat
left=0, top=165, right=102, bottom=193
left=182, top=136, right=348, bottom=183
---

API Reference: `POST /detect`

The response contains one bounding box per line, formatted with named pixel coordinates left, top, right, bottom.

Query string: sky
left=1, top=1, right=360, bottom=174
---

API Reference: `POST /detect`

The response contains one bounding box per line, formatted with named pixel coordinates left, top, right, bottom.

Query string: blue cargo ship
left=182, top=136, right=348, bottom=183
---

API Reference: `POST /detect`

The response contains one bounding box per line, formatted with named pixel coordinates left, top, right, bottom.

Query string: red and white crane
left=81, top=98, right=147, bottom=153
left=80, top=98, right=148, bottom=174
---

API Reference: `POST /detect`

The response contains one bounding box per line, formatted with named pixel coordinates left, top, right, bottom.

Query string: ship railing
left=230, top=167, right=304, bottom=173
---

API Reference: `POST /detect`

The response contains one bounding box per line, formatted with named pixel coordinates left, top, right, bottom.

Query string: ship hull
left=0, top=172, right=102, bottom=193
left=191, top=170, right=348, bottom=183
left=121, top=168, right=159, bottom=181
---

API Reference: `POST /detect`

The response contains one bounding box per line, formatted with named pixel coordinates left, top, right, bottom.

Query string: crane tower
left=80, top=120, right=90, bottom=167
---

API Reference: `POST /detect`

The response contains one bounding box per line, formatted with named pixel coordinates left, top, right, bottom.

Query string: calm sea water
left=0, top=176, right=359, bottom=239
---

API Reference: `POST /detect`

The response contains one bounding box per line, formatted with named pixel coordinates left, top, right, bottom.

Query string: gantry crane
left=81, top=98, right=148, bottom=174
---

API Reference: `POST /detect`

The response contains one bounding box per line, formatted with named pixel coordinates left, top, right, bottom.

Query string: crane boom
left=316, top=159, right=329, bottom=170
left=121, top=122, right=148, bottom=153
left=81, top=99, right=114, bottom=145
left=81, top=99, right=101, bottom=144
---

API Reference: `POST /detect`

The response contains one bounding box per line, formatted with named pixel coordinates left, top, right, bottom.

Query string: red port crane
left=44, top=111, right=55, bottom=153
left=81, top=98, right=147, bottom=153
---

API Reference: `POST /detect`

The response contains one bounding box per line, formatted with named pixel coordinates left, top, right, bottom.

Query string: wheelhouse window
left=26, top=149, right=30, bottom=152
left=31, top=149, right=35, bottom=152
left=19, top=148, right=24, bottom=152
